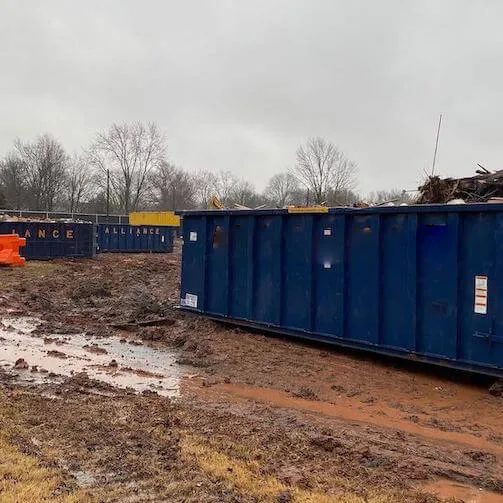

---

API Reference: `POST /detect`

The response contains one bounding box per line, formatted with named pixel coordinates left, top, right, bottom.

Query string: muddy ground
left=1, top=245, right=503, bottom=502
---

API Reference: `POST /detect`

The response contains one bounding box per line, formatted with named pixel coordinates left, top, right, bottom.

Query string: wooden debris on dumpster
left=417, top=168, right=503, bottom=204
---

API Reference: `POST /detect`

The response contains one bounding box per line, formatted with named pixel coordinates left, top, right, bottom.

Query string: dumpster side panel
left=98, top=224, right=108, bottom=252
left=346, top=214, right=380, bottom=344
left=492, top=213, right=503, bottom=368
left=180, top=216, right=205, bottom=310
left=313, top=214, right=342, bottom=336
left=417, top=213, right=458, bottom=358
left=206, top=216, right=229, bottom=315
left=379, top=213, right=417, bottom=350
left=179, top=206, right=503, bottom=376
left=459, top=212, right=501, bottom=367
left=0, top=222, right=95, bottom=260
left=254, top=215, right=282, bottom=325
left=283, top=215, right=313, bottom=331
left=97, top=224, right=173, bottom=253
left=229, top=215, right=253, bottom=319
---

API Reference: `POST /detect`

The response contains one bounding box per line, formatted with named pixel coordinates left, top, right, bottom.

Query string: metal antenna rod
left=431, top=114, right=443, bottom=176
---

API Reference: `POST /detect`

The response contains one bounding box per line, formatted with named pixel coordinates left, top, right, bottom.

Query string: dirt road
left=1, top=248, right=503, bottom=502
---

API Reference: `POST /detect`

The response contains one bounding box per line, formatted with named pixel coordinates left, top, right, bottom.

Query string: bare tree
left=192, top=169, right=240, bottom=207
left=293, top=137, right=357, bottom=204
left=150, top=162, right=196, bottom=210
left=264, top=172, right=299, bottom=207
left=325, top=188, right=360, bottom=206
left=213, top=170, right=239, bottom=203
left=89, top=122, right=166, bottom=213
left=227, top=180, right=263, bottom=207
left=65, top=154, right=96, bottom=213
left=0, top=154, right=29, bottom=209
left=367, top=189, right=413, bottom=205
left=14, top=134, right=67, bottom=211
left=193, top=170, right=218, bottom=208
left=80, top=190, right=119, bottom=215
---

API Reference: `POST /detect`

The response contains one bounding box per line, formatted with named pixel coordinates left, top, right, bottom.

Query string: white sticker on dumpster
left=189, top=232, right=198, bottom=242
left=184, top=293, right=198, bottom=308
left=474, top=275, right=488, bottom=314
left=323, top=228, right=332, bottom=236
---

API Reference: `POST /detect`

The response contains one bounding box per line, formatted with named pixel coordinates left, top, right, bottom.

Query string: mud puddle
left=0, top=317, right=189, bottom=396
left=209, top=383, right=503, bottom=456
left=421, top=479, right=503, bottom=502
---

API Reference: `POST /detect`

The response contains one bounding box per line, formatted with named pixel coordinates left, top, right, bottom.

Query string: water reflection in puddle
left=0, top=317, right=188, bottom=397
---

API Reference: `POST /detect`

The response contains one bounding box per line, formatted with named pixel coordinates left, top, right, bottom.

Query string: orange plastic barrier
left=0, top=234, right=26, bottom=267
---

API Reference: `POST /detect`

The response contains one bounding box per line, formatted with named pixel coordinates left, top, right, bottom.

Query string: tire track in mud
left=183, top=380, right=503, bottom=497
left=210, top=382, right=503, bottom=458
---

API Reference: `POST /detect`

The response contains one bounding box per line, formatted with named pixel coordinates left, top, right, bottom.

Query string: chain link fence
left=0, top=209, right=129, bottom=224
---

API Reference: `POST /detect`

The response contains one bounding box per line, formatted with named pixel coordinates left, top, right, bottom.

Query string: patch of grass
left=181, top=435, right=285, bottom=500
left=181, top=435, right=411, bottom=503
left=0, top=434, right=89, bottom=503
left=1, top=261, right=60, bottom=286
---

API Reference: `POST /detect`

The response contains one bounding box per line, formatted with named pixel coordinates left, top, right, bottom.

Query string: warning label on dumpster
left=474, top=275, right=488, bottom=314
left=182, top=293, right=198, bottom=308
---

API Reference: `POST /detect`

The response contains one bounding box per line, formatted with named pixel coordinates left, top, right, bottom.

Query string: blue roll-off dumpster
left=178, top=204, right=503, bottom=377
left=97, top=224, right=174, bottom=253
left=0, top=221, right=95, bottom=260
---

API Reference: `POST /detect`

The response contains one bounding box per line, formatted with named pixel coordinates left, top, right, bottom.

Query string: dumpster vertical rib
left=225, top=215, right=231, bottom=316
left=445, top=212, right=460, bottom=360
left=376, top=214, right=382, bottom=346
left=246, top=215, right=255, bottom=320
left=407, top=213, right=418, bottom=352
left=335, top=214, right=347, bottom=339
left=309, top=214, right=316, bottom=332
left=492, top=212, right=503, bottom=365
left=201, top=216, right=208, bottom=311
left=278, top=215, right=285, bottom=326
left=453, top=212, right=462, bottom=361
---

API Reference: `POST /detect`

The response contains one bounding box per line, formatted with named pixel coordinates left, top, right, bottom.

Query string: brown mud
left=420, top=480, right=503, bottom=502
left=208, top=382, right=503, bottom=457
left=0, top=247, right=502, bottom=502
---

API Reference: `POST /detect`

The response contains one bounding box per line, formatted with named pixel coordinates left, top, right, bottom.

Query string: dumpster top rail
left=176, top=202, right=503, bottom=217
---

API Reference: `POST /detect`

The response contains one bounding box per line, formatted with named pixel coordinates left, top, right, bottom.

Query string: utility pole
left=106, top=169, right=110, bottom=217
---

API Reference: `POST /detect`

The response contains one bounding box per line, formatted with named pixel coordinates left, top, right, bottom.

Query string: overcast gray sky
left=1, top=1, right=503, bottom=194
